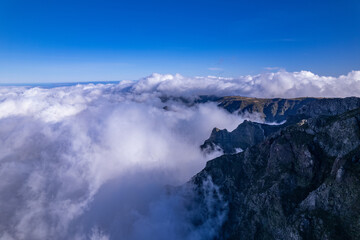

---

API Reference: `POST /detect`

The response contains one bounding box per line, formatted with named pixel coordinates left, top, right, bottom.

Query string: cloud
left=208, top=67, right=223, bottom=71
left=264, top=67, right=281, bottom=70
left=124, top=70, right=360, bottom=98
left=0, top=69, right=359, bottom=239
left=0, top=84, right=242, bottom=239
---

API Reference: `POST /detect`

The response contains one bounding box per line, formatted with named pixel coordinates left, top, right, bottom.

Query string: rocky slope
left=217, top=96, right=316, bottom=122
left=200, top=120, right=281, bottom=154
left=217, top=96, right=360, bottom=122
left=201, top=97, right=360, bottom=155
left=191, top=107, right=360, bottom=240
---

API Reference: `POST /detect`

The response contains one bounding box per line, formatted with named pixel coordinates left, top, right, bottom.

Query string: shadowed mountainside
left=200, top=120, right=281, bottom=154
left=201, top=96, right=360, bottom=154
left=217, top=96, right=360, bottom=122
left=192, top=106, right=360, bottom=240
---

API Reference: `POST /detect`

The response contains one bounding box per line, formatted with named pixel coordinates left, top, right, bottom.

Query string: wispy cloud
left=208, top=67, right=223, bottom=71
left=264, top=67, right=281, bottom=70
left=251, top=38, right=299, bottom=43
left=277, top=38, right=297, bottom=42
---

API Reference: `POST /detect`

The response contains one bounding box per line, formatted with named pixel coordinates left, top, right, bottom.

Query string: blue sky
left=0, top=0, right=359, bottom=83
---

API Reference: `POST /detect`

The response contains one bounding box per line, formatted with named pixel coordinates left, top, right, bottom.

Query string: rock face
left=201, top=97, right=360, bottom=155
left=200, top=121, right=281, bottom=154
left=192, top=107, right=360, bottom=240
left=217, top=96, right=360, bottom=122
left=217, top=96, right=316, bottom=122
left=296, top=97, right=360, bottom=118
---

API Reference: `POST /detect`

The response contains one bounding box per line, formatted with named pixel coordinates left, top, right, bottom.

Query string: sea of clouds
left=0, top=70, right=359, bottom=240
left=129, top=70, right=360, bottom=98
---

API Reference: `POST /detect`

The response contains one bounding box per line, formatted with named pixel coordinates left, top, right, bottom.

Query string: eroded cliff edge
left=191, top=105, right=360, bottom=239
left=201, top=96, right=360, bottom=155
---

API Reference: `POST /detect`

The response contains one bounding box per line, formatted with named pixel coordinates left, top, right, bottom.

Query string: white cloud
left=208, top=67, right=223, bottom=71
left=0, top=69, right=359, bottom=239
left=124, top=70, right=360, bottom=98
left=0, top=84, right=242, bottom=239
left=264, top=66, right=281, bottom=70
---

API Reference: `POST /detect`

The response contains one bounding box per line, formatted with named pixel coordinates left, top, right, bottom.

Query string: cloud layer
left=0, top=70, right=359, bottom=239
left=0, top=83, right=241, bottom=240
left=126, top=70, right=360, bottom=98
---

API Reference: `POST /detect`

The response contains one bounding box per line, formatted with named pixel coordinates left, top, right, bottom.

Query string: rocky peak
left=201, top=120, right=279, bottom=154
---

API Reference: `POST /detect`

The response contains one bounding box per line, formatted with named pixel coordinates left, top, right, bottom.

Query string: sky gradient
left=0, top=0, right=359, bottom=83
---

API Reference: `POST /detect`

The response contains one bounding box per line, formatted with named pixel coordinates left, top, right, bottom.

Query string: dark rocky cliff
left=217, top=96, right=360, bottom=122
left=162, top=95, right=360, bottom=123
left=192, top=107, right=360, bottom=240
left=200, top=121, right=281, bottom=154
left=217, top=96, right=316, bottom=122
left=201, top=97, right=360, bottom=155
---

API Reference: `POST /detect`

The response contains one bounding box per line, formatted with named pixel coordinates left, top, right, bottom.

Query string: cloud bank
left=0, top=70, right=359, bottom=240
left=126, top=70, right=360, bottom=98
left=0, top=83, right=240, bottom=240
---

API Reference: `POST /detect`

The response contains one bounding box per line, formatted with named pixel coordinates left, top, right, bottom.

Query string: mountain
left=191, top=106, right=360, bottom=240
left=200, top=120, right=281, bottom=154
left=217, top=96, right=316, bottom=122
left=217, top=96, right=360, bottom=122
left=201, top=97, right=360, bottom=154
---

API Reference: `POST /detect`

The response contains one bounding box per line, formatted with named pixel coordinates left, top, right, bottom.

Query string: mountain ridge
left=186, top=96, right=360, bottom=239
left=200, top=96, right=360, bottom=155
left=192, top=107, right=360, bottom=239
